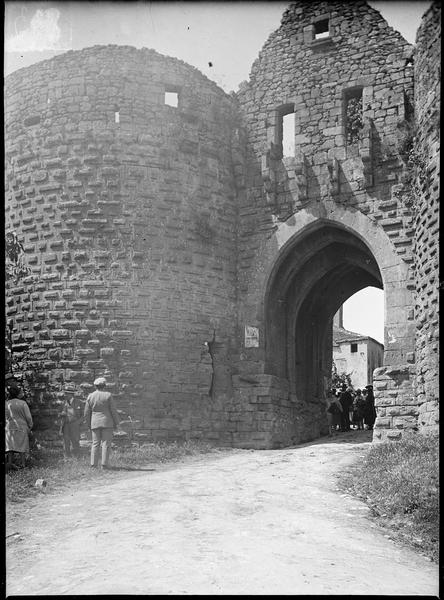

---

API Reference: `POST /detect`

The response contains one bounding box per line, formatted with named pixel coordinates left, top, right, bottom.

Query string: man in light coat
left=5, top=383, right=33, bottom=469
left=84, top=377, right=120, bottom=469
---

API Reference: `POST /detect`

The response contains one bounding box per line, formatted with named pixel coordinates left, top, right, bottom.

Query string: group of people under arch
left=326, top=384, right=376, bottom=436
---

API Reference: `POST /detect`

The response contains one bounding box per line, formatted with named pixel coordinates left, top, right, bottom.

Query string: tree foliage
left=331, top=360, right=353, bottom=390
left=5, top=230, right=31, bottom=376
left=6, top=231, right=31, bottom=282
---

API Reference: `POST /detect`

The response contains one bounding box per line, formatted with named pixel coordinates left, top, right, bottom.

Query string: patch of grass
left=6, top=440, right=216, bottom=504
left=112, top=440, right=215, bottom=466
left=339, top=432, right=439, bottom=562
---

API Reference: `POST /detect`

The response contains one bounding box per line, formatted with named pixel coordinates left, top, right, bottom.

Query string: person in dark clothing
left=351, top=388, right=365, bottom=430
left=338, top=384, right=353, bottom=431
left=59, top=383, right=83, bottom=458
left=326, top=388, right=343, bottom=435
left=363, top=385, right=377, bottom=430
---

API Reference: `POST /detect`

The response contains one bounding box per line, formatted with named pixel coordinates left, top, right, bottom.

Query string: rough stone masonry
left=4, top=1, right=440, bottom=449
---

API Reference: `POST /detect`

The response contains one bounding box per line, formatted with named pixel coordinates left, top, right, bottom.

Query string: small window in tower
left=345, top=88, right=363, bottom=145
left=350, top=343, right=358, bottom=353
left=314, top=18, right=330, bottom=40
left=165, top=91, right=179, bottom=107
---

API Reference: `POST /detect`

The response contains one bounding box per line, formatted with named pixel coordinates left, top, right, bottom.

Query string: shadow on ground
left=107, top=466, right=157, bottom=472
left=288, top=429, right=374, bottom=450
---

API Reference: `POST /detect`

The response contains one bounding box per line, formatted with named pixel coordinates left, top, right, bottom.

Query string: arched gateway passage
left=265, top=221, right=382, bottom=406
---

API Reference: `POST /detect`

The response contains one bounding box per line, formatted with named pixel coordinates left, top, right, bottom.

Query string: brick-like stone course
left=413, top=1, right=440, bottom=433
left=373, top=364, right=418, bottom=442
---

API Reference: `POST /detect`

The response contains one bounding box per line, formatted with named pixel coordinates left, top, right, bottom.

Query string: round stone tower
left=5, top=46, right=241, bottom=445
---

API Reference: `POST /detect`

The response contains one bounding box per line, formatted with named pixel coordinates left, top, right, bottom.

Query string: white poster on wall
left=244, top=326, right=259, bottom=348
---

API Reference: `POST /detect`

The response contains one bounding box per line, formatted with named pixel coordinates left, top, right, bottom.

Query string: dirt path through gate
left=6, top=431, right=438, bottom=596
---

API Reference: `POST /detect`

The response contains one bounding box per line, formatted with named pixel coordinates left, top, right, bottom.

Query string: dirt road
left=6, top=431, right=439, bottom=596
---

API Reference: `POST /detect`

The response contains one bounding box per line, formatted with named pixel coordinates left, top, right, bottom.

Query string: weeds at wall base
left=338, top=432, right=439, bottom=563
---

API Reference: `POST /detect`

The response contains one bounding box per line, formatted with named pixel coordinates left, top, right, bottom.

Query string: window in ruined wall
left=308, top=15, right=332, bottom=45
left=314, top=18, right=330, bottom=40
left=344, top=88, right=363, bottom=145
left=164, top=87, right=180, bottom=107
left=350, top=343, right=358, bottom=353
left=276, top=104, right=295, bottom=158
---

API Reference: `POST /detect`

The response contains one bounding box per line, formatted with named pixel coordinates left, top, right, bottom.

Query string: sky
left=4, top=1, right=431, bottom=89
left=342, top=287, right=384, bottom=342
left=4, top=1, right=431, bottom=344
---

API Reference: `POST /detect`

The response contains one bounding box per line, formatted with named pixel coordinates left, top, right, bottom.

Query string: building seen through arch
left=332, top=305, right=384, bottom=390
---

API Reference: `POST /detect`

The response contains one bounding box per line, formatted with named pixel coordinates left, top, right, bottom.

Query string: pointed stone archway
left=233, top=204, right=416, bottom=448
left=264, top=220, right=382, bottom=406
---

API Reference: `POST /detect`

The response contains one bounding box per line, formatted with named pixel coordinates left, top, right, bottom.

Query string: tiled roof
left=333, top=326, right=383, bottom=347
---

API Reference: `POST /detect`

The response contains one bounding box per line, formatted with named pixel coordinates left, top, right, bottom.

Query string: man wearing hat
left=84, top=377, right=120, bottom=469
left=59, top=383, right=84, bottom=458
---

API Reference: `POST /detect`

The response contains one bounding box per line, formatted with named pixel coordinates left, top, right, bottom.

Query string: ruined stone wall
left=236, top=0, right=415, bottom=322
left=5, top=46, right=241, bottom=445
left=413, top=1, right=440, bottom=432
left=235, top=0, right=418, bottom=443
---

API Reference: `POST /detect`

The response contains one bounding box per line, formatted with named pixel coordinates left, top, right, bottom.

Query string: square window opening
left=165, top=91, right=179, bottom=107
left=350, top=343, right=358, bottom=353
left=314, top=19, right=330, bottom=39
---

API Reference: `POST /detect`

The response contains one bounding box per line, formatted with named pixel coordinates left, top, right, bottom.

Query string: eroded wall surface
left=5, top=46, right=241, bottom=445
